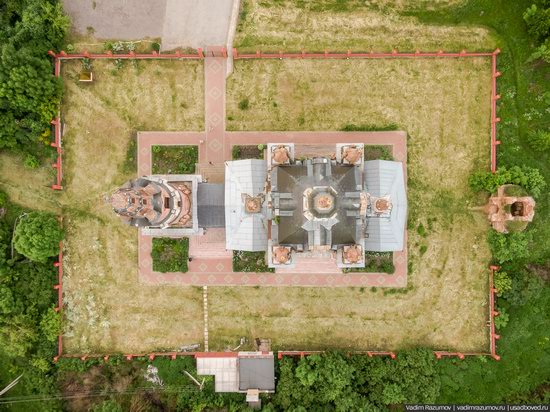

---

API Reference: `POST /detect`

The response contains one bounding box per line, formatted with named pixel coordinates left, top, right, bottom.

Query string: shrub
left=151, top=238, right=189, bottom=273
left=91, top=400, right=124, bottom=412
left=0, top=190, right=8, bottom=208
left=494, top=306, right=509, bottom=330
left=24, top=154, right=40, bottom=169
left=526, top=129, right=550, bottom=151
left=417, top=223, right=427, bottom=237
left=487, top=230, right=531, bottom=264
left=494, top=271, right=513, bottom=297
left=112, top=41, right=125, bottom=53
left=40, top=307, right=62, bottom=342
left=14, top=212, right=63, bottom=262
left=469, top=166, right=546, bottom=197
left=82, top=58, right=92, bottom=71
left=503, top=269, right=544, bottom=306
left=528, top=39, right=550, bottom=63
left=238, top=98, right=249, bottom=110
left=340, top=123, right=398, bottom=131
left=231, top=145, right=241, bottom=159
left=152, top=42, right=161, bottom=52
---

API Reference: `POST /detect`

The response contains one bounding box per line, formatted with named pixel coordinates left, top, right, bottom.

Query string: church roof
left=224, top=160, right=268, bottom=251
left=364, top=160, right=407, bottom=251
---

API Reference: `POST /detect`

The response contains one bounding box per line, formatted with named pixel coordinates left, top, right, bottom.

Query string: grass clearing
left=59, top=59, right=204, bottom=353
left=235, top=0, right=496, bottom=52
left=1, top=59, right=205, bottom=354
left=216, top=57, right=493, bottom=351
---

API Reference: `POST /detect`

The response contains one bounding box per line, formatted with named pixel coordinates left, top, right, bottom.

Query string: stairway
left=189, top=228, right=232, bottom=259
left=196, top=162, right=225, bottom=184
left=276, top=251, right=342, bottom=274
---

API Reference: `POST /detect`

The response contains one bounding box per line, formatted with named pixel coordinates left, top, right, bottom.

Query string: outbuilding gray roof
left=197, top=183, right=225, bottom=228
left=364, top=160, right=407, bottom=251
left=224, top=160, right=268, bottom=251
left=238, top=357, right=275, bottom=391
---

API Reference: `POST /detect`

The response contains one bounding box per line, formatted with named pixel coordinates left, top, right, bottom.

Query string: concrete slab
left=63, top=0, right=235, bottom=49
left=63, top=0, right=166, bottom=39
left=162, top=0, right=234, bottom=50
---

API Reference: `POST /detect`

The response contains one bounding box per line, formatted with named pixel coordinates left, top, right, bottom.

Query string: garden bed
left=151, top=145, right=198, bottom=174
left=232, top=144, right=264, bottom=160
left=152, top=238, right=189, bottom=273
left=343, top=252, right=395, bottom=274
left=233, top=251, right=273, bottom=272
left=364, top=145, right=393, bottom=161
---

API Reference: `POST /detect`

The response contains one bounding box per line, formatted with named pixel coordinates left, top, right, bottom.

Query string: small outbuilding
left=196, top=351, right=275, bottom=409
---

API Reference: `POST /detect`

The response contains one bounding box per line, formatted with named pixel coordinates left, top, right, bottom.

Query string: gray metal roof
left=224, top=160, right=268, bottom=251
left=197, top=183, right=225, bottom=228
left=238, top=357, right=275, bottom=391
left=271, top=159, right=364, bottom=250
left=364, top=160, right=407, bottom=251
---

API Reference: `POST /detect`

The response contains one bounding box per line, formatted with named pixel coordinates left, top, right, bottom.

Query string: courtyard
left=0, top=44, right=493, bottom=354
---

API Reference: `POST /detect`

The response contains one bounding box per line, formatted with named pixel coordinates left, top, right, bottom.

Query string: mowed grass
left=1, top=59, right=205, bottom=354
left=60, top=59, right=205, bottom=353
left=214, top=58, right=493, bottom=352
left=235, top=0, right=496, bottom=52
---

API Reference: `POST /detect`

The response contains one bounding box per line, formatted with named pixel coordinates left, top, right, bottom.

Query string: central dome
left=313, top=192, right=335, bottom=214
left=303, top=186, right=338, bottom=220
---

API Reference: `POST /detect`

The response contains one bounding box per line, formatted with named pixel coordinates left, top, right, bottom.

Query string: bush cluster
left=469, top=166, right=546, bottom=197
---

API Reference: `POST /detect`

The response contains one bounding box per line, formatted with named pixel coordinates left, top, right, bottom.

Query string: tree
left=295, top=352, right=356, bottom=404
left=13, top=212, right=63, bottom=262
left=487, top=230, right=531, bottom=264
left=523, top=3, right=550, bottom=43
left=0, top=0, right=68, bottom=153
left=0, top=313, right=38, bottom=357
left=469, top=166, right=546, bottom=197
left=527, top=129, right=550, bottom=152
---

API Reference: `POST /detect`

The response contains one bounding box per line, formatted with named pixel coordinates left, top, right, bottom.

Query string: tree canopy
left=13, top=211, right=63, bottom=262
left=0, top=0, right=68, bottom=152
left=270, top=350, right=440, bottom=411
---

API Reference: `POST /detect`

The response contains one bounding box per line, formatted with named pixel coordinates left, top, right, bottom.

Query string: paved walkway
left=136, top=56, right=409, bottom=288
left=204, top=57, right=227, bottom=163
left=63, top=0, right=235, bottom=50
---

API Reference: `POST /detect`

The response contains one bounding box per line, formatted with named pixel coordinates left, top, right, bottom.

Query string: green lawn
left=151, top=238, right=189, bottom=273
left=151, top=145, right=198, bottom=174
